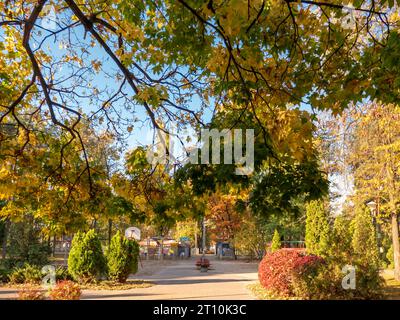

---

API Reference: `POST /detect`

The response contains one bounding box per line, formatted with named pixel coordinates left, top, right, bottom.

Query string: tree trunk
left=160, top=237, right=164, bottom=261
left=233, top=246, right=237, bottom=260
left=202, top=217, right=206, bottom=257
left=391, top=213, right=400, bottom=281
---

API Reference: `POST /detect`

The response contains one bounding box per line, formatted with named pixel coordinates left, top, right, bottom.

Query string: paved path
left=0, top=256, right=259, bottom=300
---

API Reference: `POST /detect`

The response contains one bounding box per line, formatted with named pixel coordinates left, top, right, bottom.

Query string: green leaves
left=250, top=160, right=328, bottom=218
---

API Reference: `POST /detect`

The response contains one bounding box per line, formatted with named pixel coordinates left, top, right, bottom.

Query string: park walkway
left=82, top=255, right=258, bottom=300
left=0, top=255, right=259, bottom=300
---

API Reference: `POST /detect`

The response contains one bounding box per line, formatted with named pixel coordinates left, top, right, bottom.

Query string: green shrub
left=68, top=230, right=106, bottom=283
left=0, top=268, right=10, bottom=283
left=327, top=214, right=354, bottom=264
left=8, top=264, right=43, bottom=284
left=106, top=231, right=139, bottom=283
left=290, top=261, right=384, bottom=300
left=387, top=244, right=394, bottom=269
left=305, top=200, right=330, bottom=258
left=303, top=208, right=384, bottom=300
left=351, top=205, right=380, bottom=270
left=6, top=219, right=50, bottom=268
left=55, top=265, right=73, bottom=281
left=270, top=229, right=281, bottom=253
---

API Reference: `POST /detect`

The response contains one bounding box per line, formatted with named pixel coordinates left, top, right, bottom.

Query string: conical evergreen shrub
left=106, top=231, right=139, bottom=283
left=68, top=230, right=106, bottom=283
left=271, top=229, right=281, bottom=252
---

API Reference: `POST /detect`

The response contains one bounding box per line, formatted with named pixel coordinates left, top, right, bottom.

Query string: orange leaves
left=206, top=193, right=242, bottom=242
left=91, top=59, right=102, bottom=72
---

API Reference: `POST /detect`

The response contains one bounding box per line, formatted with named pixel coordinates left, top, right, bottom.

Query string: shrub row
left=68, top=230, right=139, bottom=283
left=1, top=230, right=139, bottom=285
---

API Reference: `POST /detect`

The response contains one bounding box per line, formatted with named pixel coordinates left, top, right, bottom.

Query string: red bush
left=18, top=285, right=45, bottom=300
left=258, top=248, right=324, bottom=297
left=49, top=280, right=81, bottom=300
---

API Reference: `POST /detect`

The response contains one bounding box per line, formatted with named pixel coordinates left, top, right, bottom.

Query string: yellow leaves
left=38, top=51, right=52, bottom=64
left=120, top=23, right=145, bottom=42
left=217, top=0, right=252, bottom=36
left=262, top=107, right=314, bottom=161
left=182, top=78, right=191, bottom=90
left=200, top=2, right=214, bottom=18
left=206, top=45, right=228, bottom=74
left=64, top=55, right=83, bottom=66
left=135, top=84, right=168, bottom=107
left=156, top=20, right=164, bottom=29
left=136, top=87, right=151, bottom=102
left=4, top=35, right=17, bottom=52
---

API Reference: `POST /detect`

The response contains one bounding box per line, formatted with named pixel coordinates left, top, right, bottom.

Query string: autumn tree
left=1, top=0, right=400, bottom=272
left=1, top=0, right=400, bottom=193
left=233, top=212, right=270, bottom=259
left=206, top=193, right=243, bottom=259
left=349, top=103, right=400, bottom=280
left=173, top=220, right=200, bottom=243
